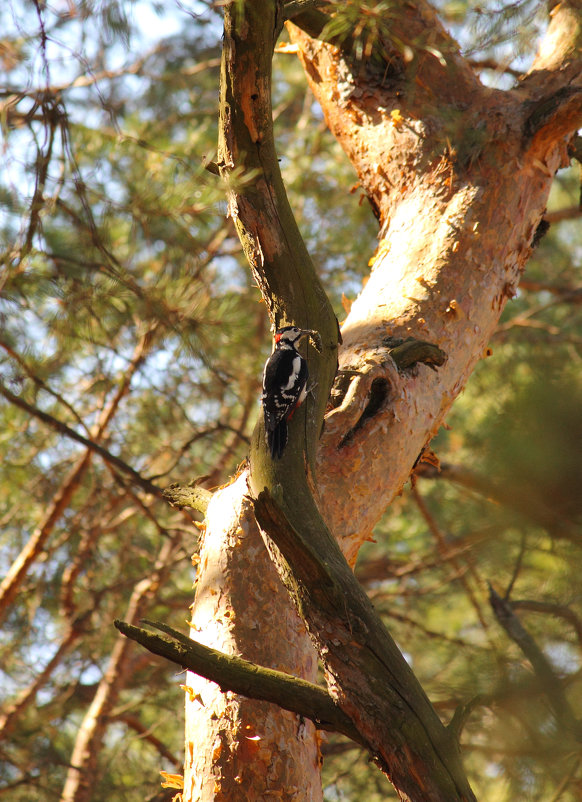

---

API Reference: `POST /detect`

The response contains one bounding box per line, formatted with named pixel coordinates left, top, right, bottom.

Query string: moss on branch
left=162, top=482, right=212, bottom=514
left=114, top=618, right=364, bottom=744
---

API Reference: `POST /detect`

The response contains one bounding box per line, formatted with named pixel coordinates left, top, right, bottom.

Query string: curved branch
left=217, top=0, right=339, bottom=478
left=253, top=488, right=476, bottom=802
left=518, top=0, right=582, bottom=148
left=418, top=461, right=580, bottom=543
left=523, top=0, right=582, bottom=87
left=0, top=381, right=161, bottom=499
left=0, top=332, right=159, bottom=624
left=114, top=712, right=182, bottom=768
left=509, top=600, right=582, bottom=653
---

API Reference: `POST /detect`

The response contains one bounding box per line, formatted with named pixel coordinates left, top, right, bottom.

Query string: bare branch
left=0, top=340, right=91, bottom=434
left=412, top=485, right=490, bottom=632
left=162, top=483, right=213, bottom=515
left=418, top=462, right=580, bottom=543
left=489, top=584, right=582, bottom=742
left=0, top=614, right=89, bottom=739
left=0, top=381, right=161, bottom=499
left=115, top=619, right=363, bottom=745
left=113, top=713, right=182, bottom=769
left=510, top=600, right=582, bottom=650
left=544, top=206, right=582, bottom=224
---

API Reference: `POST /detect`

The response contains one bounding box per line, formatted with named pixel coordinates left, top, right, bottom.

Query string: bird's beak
left=300, top=329, right=321, bottom=352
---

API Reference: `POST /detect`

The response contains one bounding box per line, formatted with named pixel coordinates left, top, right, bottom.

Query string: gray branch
left=489, top=585, right=582, bottom=742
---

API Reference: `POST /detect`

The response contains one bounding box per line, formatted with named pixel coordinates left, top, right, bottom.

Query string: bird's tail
left=267, top=419, right=288, bottom=459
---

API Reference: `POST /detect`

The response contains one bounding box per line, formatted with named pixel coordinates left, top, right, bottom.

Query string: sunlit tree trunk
left=183, top=475, right=322, bottom=801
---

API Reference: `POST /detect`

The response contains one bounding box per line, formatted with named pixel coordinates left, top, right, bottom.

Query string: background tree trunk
left=61, top=535, right=181, bottom=802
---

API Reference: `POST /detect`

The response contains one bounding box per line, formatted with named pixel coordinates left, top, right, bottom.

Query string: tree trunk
left=182, top=0, right=582, bottom=799
left=183, top=475, right=322, bottom=801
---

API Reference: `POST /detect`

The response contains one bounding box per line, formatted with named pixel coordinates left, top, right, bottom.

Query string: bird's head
left=274, top=326, right=318, bottom=348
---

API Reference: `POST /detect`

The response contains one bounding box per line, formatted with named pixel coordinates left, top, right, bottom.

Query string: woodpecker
left=261, top=326, right=314, bottom=459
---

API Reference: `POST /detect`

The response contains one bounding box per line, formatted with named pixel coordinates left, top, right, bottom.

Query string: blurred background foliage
left=0, top=1, right=581, bottom=800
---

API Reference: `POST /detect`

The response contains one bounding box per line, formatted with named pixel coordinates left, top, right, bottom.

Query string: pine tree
left=1, top=1, right=582, bottom=800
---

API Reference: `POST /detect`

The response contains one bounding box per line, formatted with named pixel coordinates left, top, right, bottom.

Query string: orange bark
left=286, top=9, right=582, bottom=561
left=183, top=476, right=321, bottom=802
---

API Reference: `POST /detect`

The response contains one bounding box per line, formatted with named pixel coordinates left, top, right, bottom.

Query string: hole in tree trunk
left=338, top=377, right=390, bottom=449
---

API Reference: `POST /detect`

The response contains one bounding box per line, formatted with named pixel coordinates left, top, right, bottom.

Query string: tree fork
left=210, top=0, right=477, bottom=799
left=184, top=0, right=582, bottom=799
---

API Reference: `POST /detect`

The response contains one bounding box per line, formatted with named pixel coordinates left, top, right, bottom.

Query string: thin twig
left=504, top=533, right=526, bottom=600
left=489, top=584, right=582, bottom=741
left=0, top=380, right=161, bottom=499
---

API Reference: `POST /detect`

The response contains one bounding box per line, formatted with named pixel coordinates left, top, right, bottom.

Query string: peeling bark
left=287, top=6, right=582, bottom=559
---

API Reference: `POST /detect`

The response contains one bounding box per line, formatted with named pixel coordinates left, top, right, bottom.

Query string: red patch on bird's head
left=275, top=332, right=282, bottom=343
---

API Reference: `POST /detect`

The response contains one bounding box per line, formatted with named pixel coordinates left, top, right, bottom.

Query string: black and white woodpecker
left=261, top=326, right=316, bottom=459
